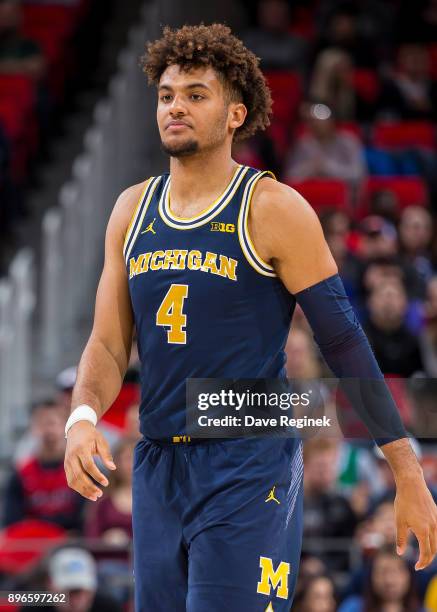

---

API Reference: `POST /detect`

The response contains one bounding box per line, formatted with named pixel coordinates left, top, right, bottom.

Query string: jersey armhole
left=123, top=177, right=159, bottom=264
left=237, top=170, right=277, bottom=277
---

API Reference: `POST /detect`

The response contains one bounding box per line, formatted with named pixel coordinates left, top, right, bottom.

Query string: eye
left=160, top=94, right=172, bottom=103
left=191, top=94, right=204, bottom=101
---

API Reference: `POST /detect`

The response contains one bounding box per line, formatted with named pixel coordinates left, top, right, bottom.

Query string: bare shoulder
left=248, top=176, right=324, bottom=264
left=106, top=180, right=149, bottom=246
left=110, top=181, right=149, bottom=233
left=251, top=176, right=319, bottom=228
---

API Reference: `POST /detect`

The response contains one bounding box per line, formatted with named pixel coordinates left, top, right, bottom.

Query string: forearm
left=71, top=335, right=128, bottom=419
left=381, top=438, right=424, bottom=485
left=295, top=274, right=407, bottom=445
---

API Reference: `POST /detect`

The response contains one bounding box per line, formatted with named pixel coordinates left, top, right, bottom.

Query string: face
left=116, top=444, right=134, bottom=483
left=0, top=2, right=20, bottom=32
left=371, top=554, right=410, bottom=602
left=324, top=212, right=349, bottom=261
left=303, top=577, right=336, bottom=612
left=399, top=207, right=432, bottom=253
left=398, top=44, right=429, bottom=79
left=258, top=0, right=290, bottom=31
left=330, top=13, right=356, bottom=43
left=32, top=405, right=65, bottom=449
left=368, top=283, right=407, bottom=328
left=59, top=589, right=94, bottom=612
left=362, top=263, right=403, bottom=293
left=157, top=64, right=246, bottom=158
left=285, top=330, right=312, bottom=375
left=304, top=448, right=339, bottom=492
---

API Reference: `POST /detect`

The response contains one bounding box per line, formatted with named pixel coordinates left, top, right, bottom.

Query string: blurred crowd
left=0, top=0, right=110, bottom=272
left=1, top=0, right=437, bottom=610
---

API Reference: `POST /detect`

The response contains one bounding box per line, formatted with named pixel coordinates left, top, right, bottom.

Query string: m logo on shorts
left=257, top=556, right=290, bottom=600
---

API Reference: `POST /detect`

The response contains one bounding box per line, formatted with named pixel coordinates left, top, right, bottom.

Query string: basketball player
left=64, top=24, right=437, bottom=611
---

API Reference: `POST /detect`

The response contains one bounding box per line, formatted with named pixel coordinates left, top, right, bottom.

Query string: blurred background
left=0, top=0, right=437, bottom=610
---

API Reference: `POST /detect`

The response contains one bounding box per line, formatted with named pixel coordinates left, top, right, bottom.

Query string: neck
left=169, top=146, right=237, bottom=207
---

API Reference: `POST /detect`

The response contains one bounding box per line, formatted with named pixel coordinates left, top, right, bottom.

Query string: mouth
left=166, top=121, right=191, bottom=131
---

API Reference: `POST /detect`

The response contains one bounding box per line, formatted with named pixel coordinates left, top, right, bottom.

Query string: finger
left=415, top=529, right=432, bottom=570
left=396, top=520, right=408, bottom=556
left=429, top=527, right=437, bottom=560
left=78, top=453, right=108, bottom=488
left=68, top=457, right=103, bottom=501
left=96, top=435, right=116, bottom=470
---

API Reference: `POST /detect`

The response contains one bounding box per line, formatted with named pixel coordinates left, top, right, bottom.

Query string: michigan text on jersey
left=129, top=249, right=238, bottom=281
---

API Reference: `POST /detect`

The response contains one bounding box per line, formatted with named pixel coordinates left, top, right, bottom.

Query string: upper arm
left=90, top=182, right=146, bottom=374
left=248, top=178, right=337, bottom=294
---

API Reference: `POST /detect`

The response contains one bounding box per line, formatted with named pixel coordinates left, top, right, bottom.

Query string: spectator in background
left=2, top=399, right=85, bottom=532
left=309, top=48, right=374, bottom=121
left=319, top=209, right=362, bottom=300
left=314, top=3, right=385, bottom=69
left=0, top=0, right=45, bottom=80
left=84, top=438, right=134, bottom=546
left=419, top=276, right=437, bottom=377
left=292, top=573, right=337, bottom=612
left=303, top=438, right=358, bottom=571
left=84, top=438, right=134, bottom=605
left=242, top=0, right=307, bottom=72
left=399, top=206, right=434, bottom=294
left=378, top=43, right=437, bottom=121
left=22, top=546, right=123, bottom=612
left=284, top=102, right=366, bottom=190
left=369, top=189, right=400, bottom=224
left=13, top=368, right=73, bottom=469
left=339, top=545, right=423, bottom=612
left=358, top=216, right=398, bottom=261
left=285, top=328, right=322, bottom=379
left=364, top=281, right=424, bottom=376
left=358, top=216, right=424, bottom=302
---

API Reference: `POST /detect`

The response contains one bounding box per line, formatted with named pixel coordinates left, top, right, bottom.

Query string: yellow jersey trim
left=159, top=165, right=249, bottom=230
left=124, top=177, right=160, bottom=265
left=238, top=171, right=277, bottom=277
left=123, top=178, right=152, bottom=254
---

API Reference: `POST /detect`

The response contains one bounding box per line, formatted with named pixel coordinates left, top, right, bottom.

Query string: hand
left=64, top=421, right=116, bottom=501
left=395, top=473, right=437, bottom=570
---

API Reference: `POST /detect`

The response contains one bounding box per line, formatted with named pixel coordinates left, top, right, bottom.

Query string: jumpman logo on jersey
left=141, top=218, right=157, bottom=234
left=265, top=486, right=280, bottom=504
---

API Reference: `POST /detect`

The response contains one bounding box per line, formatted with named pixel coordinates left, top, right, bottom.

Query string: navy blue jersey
left=123, top=165, right=296, bottom=439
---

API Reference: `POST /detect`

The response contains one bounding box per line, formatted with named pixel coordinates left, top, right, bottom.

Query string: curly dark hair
left=140, top=23, right=272, bottom=142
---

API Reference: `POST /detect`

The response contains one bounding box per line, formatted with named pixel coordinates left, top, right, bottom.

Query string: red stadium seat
left=358, top=176, right=429, bottom=218
left=373, top=121, right=436, bottom=149
left=0, top=74, right=35, bottom=113
left=0, top=520, right=66, bottom=575
left=22, top=5, right=77, bottom=39
left=264, top=71, right=302, bottom=125
left=284, top=179, right=350, bottom=214
left=100, top=382, right=140, bottom=431
left=352, top=69, right=380, bottom=103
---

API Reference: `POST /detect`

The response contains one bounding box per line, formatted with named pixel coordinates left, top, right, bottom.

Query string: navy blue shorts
left=132, top=436, right=304, bottom=611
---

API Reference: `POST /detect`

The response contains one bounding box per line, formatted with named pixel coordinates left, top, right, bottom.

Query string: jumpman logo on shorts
left=141, top=218, right=157, bottom=234
left=265, top=485, right=280, bottom=504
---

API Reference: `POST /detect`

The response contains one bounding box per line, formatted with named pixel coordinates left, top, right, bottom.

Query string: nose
left=169, top=94, right=187, bottom=117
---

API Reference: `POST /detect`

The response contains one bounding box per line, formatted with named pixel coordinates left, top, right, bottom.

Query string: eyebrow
left=158, top=82, right=212, bottom=92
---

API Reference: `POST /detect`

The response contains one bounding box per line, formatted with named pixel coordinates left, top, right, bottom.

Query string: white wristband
left=65, top=405, right=98, bottom=439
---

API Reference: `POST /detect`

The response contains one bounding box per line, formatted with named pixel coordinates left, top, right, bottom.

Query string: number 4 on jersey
left=156, top=284, right=189, bottom=344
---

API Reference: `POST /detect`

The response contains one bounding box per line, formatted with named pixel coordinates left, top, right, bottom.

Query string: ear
left=229, top=102, right=247, bottom=130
